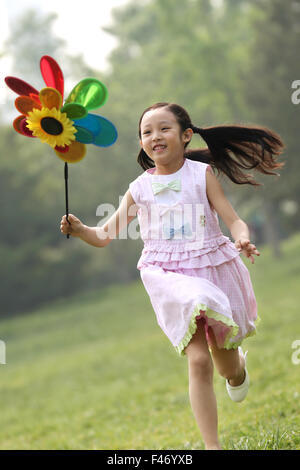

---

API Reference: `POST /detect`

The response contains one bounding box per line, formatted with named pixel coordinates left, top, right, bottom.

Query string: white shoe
left=226, top=347, right=249, bottom=403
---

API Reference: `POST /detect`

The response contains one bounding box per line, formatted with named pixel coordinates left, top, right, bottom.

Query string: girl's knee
left=185, top=319, right=213, bottom=379
left=187, top=350, right=213, bottom=379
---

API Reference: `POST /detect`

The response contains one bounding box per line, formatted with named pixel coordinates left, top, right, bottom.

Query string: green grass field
left=1, top=234, right=300, bottom=450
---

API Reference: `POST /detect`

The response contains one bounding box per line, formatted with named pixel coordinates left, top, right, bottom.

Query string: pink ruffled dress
left=129, top=158, right=258, bottom=357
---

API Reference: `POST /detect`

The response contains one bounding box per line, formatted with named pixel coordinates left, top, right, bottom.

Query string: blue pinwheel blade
left=93, top=116, right=118, bottom=147
left=73, top=114, right=101, bottom=136
left=74, top=113, right=118, bottom=147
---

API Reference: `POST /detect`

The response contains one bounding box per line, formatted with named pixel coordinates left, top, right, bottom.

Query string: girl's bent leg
left=184, top=318, right=222, bottom=450
left=207, top=327, right=246, bottom=386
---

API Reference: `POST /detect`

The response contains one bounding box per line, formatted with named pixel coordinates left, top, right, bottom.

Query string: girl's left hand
left=234, top=238, right=260, bottom=264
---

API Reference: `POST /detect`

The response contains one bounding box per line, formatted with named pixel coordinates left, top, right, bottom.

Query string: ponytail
left=187, top=124, right=285, bottom=186
left=137, top=103, right=285, bottom=186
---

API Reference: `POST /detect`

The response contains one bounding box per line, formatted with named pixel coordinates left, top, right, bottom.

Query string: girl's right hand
left=60, top=214, right=85, bottom=238
left=234, top=237, right=260, bottom=264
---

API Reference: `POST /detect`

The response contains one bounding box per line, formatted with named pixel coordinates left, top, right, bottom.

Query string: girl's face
left=139, top=108, right=192, bottom=166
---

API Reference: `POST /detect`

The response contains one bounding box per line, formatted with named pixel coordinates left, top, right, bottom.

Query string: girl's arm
left=60, top=189, right=138, bottom=248
left=205, top=168, right=260, bottom=264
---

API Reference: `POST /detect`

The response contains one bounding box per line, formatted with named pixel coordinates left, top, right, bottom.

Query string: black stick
left=64, top=162, right=70, bottom=239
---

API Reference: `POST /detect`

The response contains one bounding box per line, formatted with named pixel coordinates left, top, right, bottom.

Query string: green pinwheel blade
left=61, top=103, right=87, bottom=120
left=74, top=126, right=94, bottom=144
left=65, top=78, right=108, bottom=111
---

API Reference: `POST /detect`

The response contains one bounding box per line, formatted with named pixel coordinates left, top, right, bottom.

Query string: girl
left=60, top=102, right=284, bottom=450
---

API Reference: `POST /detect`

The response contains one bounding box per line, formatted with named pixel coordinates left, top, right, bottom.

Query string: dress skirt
left=138, top=236, right=259, bottom=357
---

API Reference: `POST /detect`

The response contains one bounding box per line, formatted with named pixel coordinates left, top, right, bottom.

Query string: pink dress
left=129, top=158, right=258, bottom=357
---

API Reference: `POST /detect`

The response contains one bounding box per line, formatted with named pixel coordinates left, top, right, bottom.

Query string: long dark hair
left=137, top=102, right=285, bottom=186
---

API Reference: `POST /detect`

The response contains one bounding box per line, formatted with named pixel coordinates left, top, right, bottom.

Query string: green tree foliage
left=225, top=0, right=300, bottom=256
left=0, top=0, right=297, bottom=316
left=0, top=9, right=138, bottom=316
left=4, top=9, right=94, bottom=89
left=5, top=9, right=64, bottom=89
left=104, top=0, right=290, bottom=250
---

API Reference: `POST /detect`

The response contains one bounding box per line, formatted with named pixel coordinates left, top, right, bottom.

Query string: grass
left=0, top=233, right=300, bottom=450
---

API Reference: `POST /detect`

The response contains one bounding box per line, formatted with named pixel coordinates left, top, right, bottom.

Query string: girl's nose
left=152, top=131, right=162, bottom=140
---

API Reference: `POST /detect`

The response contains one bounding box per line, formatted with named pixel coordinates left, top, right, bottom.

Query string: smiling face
left=139, top=107, right=193, bottom=171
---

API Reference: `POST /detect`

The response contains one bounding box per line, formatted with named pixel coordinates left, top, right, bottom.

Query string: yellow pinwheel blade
left=39, top=87, right=62, bottom=110
left=55, top=141, right=86, bottom=163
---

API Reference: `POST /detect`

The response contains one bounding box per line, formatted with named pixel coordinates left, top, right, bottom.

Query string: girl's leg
left=184, top=318, right=222, bottom=450
left=207, top=327, right=246, bottom=386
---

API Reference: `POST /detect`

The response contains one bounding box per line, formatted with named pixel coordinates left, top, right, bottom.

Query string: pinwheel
left=5, top=55, right=118, bottom=238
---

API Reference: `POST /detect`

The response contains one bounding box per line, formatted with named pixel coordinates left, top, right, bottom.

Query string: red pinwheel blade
left=40, top=55, right=64, bottom=99
left=5, top=77, right=39, bottom=97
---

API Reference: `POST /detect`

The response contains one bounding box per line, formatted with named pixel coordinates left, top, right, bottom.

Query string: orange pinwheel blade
left=15, top=96, right=41, bottom=116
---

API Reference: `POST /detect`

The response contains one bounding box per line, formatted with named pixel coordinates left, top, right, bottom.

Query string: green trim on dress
left=175, top=302, right=260, bottom=357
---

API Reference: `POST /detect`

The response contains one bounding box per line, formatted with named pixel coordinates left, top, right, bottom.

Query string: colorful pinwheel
left=5, top=55, right=118, bottom=238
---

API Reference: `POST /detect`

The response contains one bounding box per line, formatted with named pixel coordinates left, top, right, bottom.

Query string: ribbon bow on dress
left=158, top=201, right=183, bottom=217
left=163, top=222, right=192, bottom=240
left=151, top=179, right=181, bottom=195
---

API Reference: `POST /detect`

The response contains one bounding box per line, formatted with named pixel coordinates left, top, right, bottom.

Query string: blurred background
left=1, top=0, right=297, bottom=317
left=0, top=0, right=299, bottom=451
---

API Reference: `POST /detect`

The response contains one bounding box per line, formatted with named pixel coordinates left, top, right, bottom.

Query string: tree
left=0, top=9, right=114, bottom=316
left=5, top=9, right=94, bottom=88
left=239, top=0, right=300, bottom=255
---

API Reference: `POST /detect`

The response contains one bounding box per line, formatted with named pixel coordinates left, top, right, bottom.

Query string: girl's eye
left=142, top=127, right=169, bottom=135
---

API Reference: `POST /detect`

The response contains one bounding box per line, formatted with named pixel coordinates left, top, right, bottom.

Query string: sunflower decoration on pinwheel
left=5, top=55, right=118, bottom=238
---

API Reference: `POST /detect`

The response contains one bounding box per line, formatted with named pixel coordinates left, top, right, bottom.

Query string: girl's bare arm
left=205, top=168, right=260, bottom=263
left=60, top=189, right=138, bottom=248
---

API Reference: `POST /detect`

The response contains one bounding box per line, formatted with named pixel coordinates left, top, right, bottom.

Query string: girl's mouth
left=153, top=145, right=167, bottom=152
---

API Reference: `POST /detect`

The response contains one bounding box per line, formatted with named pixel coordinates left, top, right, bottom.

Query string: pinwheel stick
left=64, top=162, right=70, bottom=239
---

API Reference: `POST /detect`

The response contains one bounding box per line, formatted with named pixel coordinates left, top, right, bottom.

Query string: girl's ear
left=183, top=127, right=193, bottom=144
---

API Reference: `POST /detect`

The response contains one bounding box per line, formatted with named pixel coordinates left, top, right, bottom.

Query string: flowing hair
left=137, top=102, right=285, bottom=186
